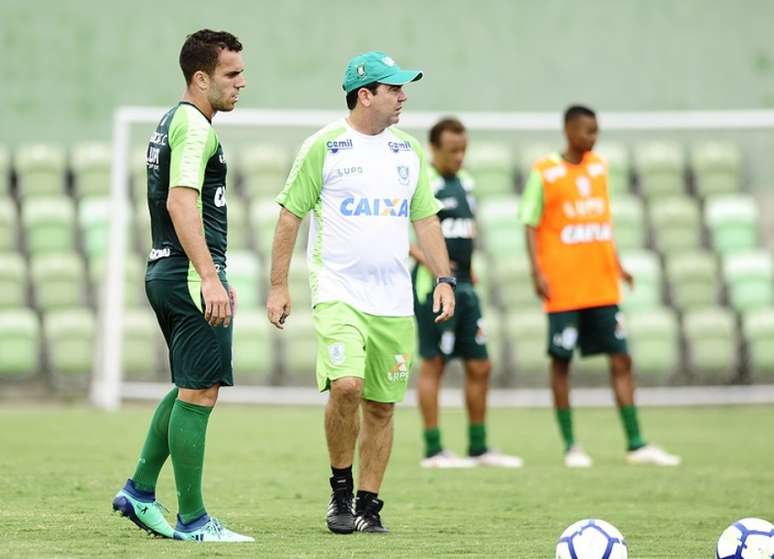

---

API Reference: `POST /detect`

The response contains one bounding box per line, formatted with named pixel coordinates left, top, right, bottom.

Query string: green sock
left=555, top=407, right=575, bottom=452
left=468, top=423, right=487, bottom=457
left=619, top=404, right=645, bottom=451
left=131, top=387, right=179, bottom=493
left=168, top=399, right=213, bottom=523
left=423, top=427, right=442, bottom=458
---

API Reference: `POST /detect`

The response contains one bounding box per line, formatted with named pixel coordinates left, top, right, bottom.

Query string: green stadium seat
left=741, top=307, right=774, bottom=381
left=14, top=144, right=67, bottom=197
left=288, top=257, right=311, bottom=310
left=506, top=308, right=547, bottom=379
left=227, top=250, right=261, bottom=309
left=664, top=250, right=720, bottom=311
left=518, top=143, right=553, bottom=180
left=722, top=251, right=773, bottom=312
left=619, top=250, right=662, bottom=310
left=122, top=308, right=161, bottom=379
left=250, top=198, right=281, bottom=256
left=282, top=310, right=316, bottom=376
left=0, top=196, right=18, bottom=252
left=481, top=306, right=506, bottom=380
left=0, top=253, right=28, bottom=308
left=647, top=195, right=701, bottom=255
left=79, top=196, right=111, bottom=257
left=71, top=142, right=112, bottom=197
left=704, top=194, right=759, bottom=254
left=89, top=252, right=146, bottom=308
left=0, top=145, right=9, bottom=194
left=634, top=141, right=685, bottom=198
left=479, top=195, right=523, bottom=255
left=21, top=195, right=76, bottom=255
left=131, top=146, right=149, bottom=199
left=682, top=307, right=738, bottom=380
left=596, top=141, right=631, bottom=194
left=227, top=198, right=251, bottom=250
left=611, top=194, right=645, bottom=250
left=690, top=142, right=741, bottom=197
left=134, top=197, right=152, bottom=256
left=241, top=144, right=291, bottom=199
left=0, top=308, right=40, bottom=377
left=471, top=252, right=492, bottom=308
left=492, top=257, right=539, bottom=311
left=30, top=253, right=86, bottom=311
left=43, top=308, right=95, bottom=376
left=464, top=142, right=514, bottom=197
left=232, top=310, right=274, bottom=380
left=625, top=306, right=679, bottom=380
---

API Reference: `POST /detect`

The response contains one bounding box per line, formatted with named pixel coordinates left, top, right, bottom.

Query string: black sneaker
left=326, top=477, right=354, bottom=534
left=354, top=496, right=388, bottom=533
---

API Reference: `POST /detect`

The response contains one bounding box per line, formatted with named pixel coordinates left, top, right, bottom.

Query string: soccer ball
left=556, top=518, right=628, bottom=559
left=716, top=518, right=774, bottom=559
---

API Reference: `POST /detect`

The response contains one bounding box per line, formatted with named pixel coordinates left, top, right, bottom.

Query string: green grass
left=0, top=404, right=771, bottom=558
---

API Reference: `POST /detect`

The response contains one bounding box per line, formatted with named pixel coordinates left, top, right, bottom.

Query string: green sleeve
left=408, top=142, right=443, bottom=221
left=518, top=169, right=545, bottom=227
left=168, top=105, right=218, bottom=191
left=275, top=136, right=327, bottom=219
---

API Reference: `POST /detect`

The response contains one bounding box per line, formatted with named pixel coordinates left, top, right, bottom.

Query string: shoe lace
left=205, top=517, right=225, bottom=538
left=331, top=490, right=353, bottom=515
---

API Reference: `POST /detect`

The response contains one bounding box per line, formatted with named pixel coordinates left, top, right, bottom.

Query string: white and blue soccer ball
left=556, top=518, right=628, bottom=559
left=716, top=517, right=774, bottom=559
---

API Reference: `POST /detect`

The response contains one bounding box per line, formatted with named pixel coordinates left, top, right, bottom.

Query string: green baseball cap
left=342, top=51, right=423, bottom=93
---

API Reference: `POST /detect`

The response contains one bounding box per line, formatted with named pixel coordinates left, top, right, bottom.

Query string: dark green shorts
left=414, top=277, right=488, bottom=362
left=547, top=304, right=628, bottom=361
left=145, top=277, right=233, bottom=389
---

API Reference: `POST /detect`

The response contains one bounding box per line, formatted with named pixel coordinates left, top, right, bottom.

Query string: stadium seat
left=134, top=197, right=151, bottom=255
left=682, top=307, right=739, bottom=380
left=0, top=253, right=28, bottom=308
left=71, top=142, right=112, bottom=197
left=647, top=195, right=701, bottom=255
left=0, top=145, right=9, bottom=194
left=14, top=144, right=67, bottom=197
left=481, top=306, right=506, bottom=379
left=506, top=308, right=547, bottom=379
left=574, top=354, right=609, bottom=380
left=464, top=142, right=514, bottom=197
left=227, top=198, right=251, bottom=250
left=493, top=257, right=539, bottom=311
left=664, top=250, right=720, bottom=311
left=471, top=252, right=491, bottom=308
left=611, top=194, right=645, bottom=250
left=634, top=141, right=685, bottom=198
left=240, top=144, right=291, bottom=199
left=619, top=250, right=663, bottom=310
left=232, top=310, right=274, bottom=380
left=21, top=195, right=76, bottom=255
left=625, top=306, right=679, bottom=380
left=479, top=195, right=523, bottom=255
left=78, top=196, right=112, bottom=257
left=227, top=250, right=261, bottom=308
left=722, top=251, right=773, bottom=312
left=131, top=146, right=149, bottom=199
left=122, top=308, right=161, bottom=379
left=704, top=194, right=759, bottom=254
left=596, top=141, right=631, bottom=194
left=0, top=308, right=40, bottom=377
left=282, top=310, right=316, bottom=376
left=288, top=257, right=311, bottom=310
left=690, top=141, right=741, bottom=196
left=43, top=308, right=95, bottom=376
left=89, top=252, right=146, bottom=308
left=0, top=196, right=18, bottom=252
left=518, top=143, right=553, bottom=181
left=30, top=253, right=86, bottom=311
left=250, top=197, right=281, bottom=256
left=741, top=307, right=774, bottom=381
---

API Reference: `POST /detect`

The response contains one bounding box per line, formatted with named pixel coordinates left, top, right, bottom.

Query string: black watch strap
left=436, top=276, right=457, bottom=290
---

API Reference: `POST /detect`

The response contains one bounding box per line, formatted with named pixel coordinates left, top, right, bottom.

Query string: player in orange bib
left=518, top=105, right=680, bottom=468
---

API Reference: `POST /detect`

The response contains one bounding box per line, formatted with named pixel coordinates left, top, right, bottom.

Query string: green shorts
left=313, top=301, right=416, bottom=403
left=414, top=279, right=488, bottom=362
left=145, top=276, right=233, bottom=389
left=547, top=304, right=628, bottom=362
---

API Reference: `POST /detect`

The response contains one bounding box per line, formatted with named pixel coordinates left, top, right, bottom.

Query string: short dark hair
left=180, top=29, right=243, bottom=85
left=564, top=105, right=596, bottom=124
left=346, top=82, right=380, bottom=110
left=429, top=117, right=466, bottom=147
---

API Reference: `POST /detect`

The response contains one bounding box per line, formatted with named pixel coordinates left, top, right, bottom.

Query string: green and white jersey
left=145, top=101, right=228, bottom=281
left=276, top=119, right=442, bottom=317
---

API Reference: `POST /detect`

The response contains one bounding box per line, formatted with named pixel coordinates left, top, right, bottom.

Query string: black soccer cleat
left=326, top=477, right=354, bottom=534
left=354, top=495, right=388, bottom=534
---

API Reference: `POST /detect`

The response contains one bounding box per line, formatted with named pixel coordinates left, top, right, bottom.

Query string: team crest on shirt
left=576, top=176, right=592, bottom=197
left=396, top=165, right=410, bottom=185
left=328, top=343, right=346, bottom=366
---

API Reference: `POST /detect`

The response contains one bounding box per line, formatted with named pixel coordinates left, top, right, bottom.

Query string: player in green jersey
left=111, top=29, right=253, bottom=542
left=411, top=118, right=523, bottom=469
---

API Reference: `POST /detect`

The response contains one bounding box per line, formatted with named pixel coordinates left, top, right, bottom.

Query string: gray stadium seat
left=690, top=141, right=741, bottom=197
left=481, top=306, right=506, bottom=380
left=682, top=307, right=738, bottom=381
left=0, top=196, right=18, bottom=252
left=506, top=309, right=547, bottom=379
left=464, top=142, right=514, bottom=197
left=518, top=143, right=553, bottom=180
left=0, top=145, right=9, bottom=194
left=134, top=197, right=152, bottom=256
left=0, top=253, right=28, bottom=309
left=43, top=308, right=95, bottom=376
left=78, top=196, right=111, bottom=257
left=596, top=141, right=631, bottom=194
left=71, top=142, right=112, bottom=197
left=704, top=194, right=759, bottom=254
left=232, top=310, right=274, bottom=380
left=741, top=307, right=774, bottom=381
left=227, top=250, right=261, bottom=309
left=493, top=257, right=539, bottom=311
left=648, top=195, right=701, bottom=255
left=241, top=144, right=291, bottom=199
left=634, top=141, right=685, bottom=198
left=227, top=198, right=251, bottom=250
left=14, top=144, right=67, bottom=197
left=122, top=308, right=161, bottom=379
left=722, top=251, right=773, bottom=312
left=250, top=197, right=281, bottom=256
left=30, top=253, right=86, bottom=311
left=619, top=250, right=662, bottom=310
left=282, top=310, right=316, bottom=377
left=479, top=195, right=523, bottom=255
left=611, top=194, right=645, bottom=250
left=288, top=257, right=311, bottom=310
left=0, top=308, right=40, bottom=377
left=89, top=252, right=146, bottom=308
left=664, top=250, right=720, bottom=311
left=21, top=195, right=76, bottom=255
left=625, top=306, right=679, bottom=380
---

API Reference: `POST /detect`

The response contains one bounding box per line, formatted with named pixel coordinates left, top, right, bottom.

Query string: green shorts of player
left=547, top=304, right=628, bottom=362
left=314, top=301, right=416, bottom=403
left=145, top=276, right=233, bottom=389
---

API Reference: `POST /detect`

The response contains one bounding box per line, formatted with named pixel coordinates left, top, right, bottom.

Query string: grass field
left=0, top=403, right=771, bottom=558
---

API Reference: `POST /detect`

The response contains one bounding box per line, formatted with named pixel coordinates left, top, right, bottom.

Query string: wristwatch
left=436, top=276, right=457, bottom=290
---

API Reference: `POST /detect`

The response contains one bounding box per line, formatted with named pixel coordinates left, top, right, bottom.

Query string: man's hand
left=433, top=283, right=455, bottom=323
left=266, top=285, right=291, bottom=329
left=620, top=267, right=635, bottom=289
left=229, top=285, right=238, bottom=317
left=202, top=276, right=232, bottom=327
left=532, top=271, right=551, bottom=301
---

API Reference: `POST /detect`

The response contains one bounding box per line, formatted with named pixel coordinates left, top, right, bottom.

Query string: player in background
left=410, top=117, right=523, bottom=469
left=111, top=29, right=253, bottom=542
left=518, top=105, right=681, bottom=468
left=267, top=51, right=455, bottom=534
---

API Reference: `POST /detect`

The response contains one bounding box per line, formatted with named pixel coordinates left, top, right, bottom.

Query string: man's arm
left=524, top=225, right=550, bottom=301
left=519, top=168, right=549, bottom=301
left=167, top=187, right=231, bottom=327
left=266, top=207, right=302, bottom=329
left=413, top=215, right=455, bottom=322
left=408, top=243, right=428, bottom=267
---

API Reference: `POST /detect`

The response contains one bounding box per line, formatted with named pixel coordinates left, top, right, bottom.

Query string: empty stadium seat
left=574, top=354, right=609, bottom=379
left=464, top=142, right=514, bottom=197
left=43, top=308, right=95, bottom=376
left=0, top=145, right=9, bottom=194
left=664, top=250, right=720, bottom=311
left=518, top=143, right=553, bottom=181
left=596, top=141, right=631, bottom=194
left=232, top=310, right=274, bottom=379
left=634, top=141, right=685, bottom=198
left=647, top=195, right=701, bottom=255
left=481, top=306, right=506, bottom=379
left=14, top=144, right=67, bottom=197
left=479, top=195, right=523, bottom=255
left=78, top=196, right=111, bottom=257
left=471, top=252, right=491, bottom=308
left=704, top=194, right=759, bottom=254
left=241, top=144, right=291, bottom=199
left=227, top=198, right=250, bottom=250
left=0, top=307, right=40, bottom=376
left=625, top=306, right=679, bottom=379
left=122, top=308, right=161, bottom=379
left=690, top=141, right=741, bottom=196
left=0, top=196, right=18, bottom=252
left=741, top=307, right=774, bottom=381
left=722, top=251, right=773, bottom=312
left=71, top=142, right=112, bottom=197
left=131, top=146, right=149, bottom=198
left=134, top=197, right=152, bottom=255
left=506, top=308, right=547, bottom=378
left=30, top=253, right=86, bottom=310
left=288, top=257, right=311, bottom=310
left=619, top=250, right=663, bottom=310
left=21, top=195, right=76, bottom=255
left=250, top=197, right=281, bottom=256
left=611, top=194, right=645, bottom=250
left=89, top=252, right=146, bottom=308
left=282, top=310, right=316, bottom=376
left=0, top=253, right=28, bottom=308
left=492, top=257, right=539, bottom=310
left=227, top=250, right=261, bottom=308
left=682, top=307, right=738, bottom=380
